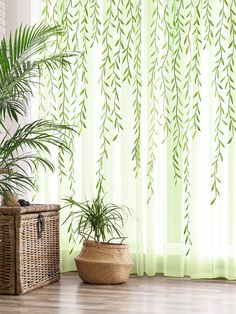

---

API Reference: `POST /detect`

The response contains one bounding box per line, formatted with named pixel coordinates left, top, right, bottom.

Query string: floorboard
left=0, top=273, right=236, bottom=313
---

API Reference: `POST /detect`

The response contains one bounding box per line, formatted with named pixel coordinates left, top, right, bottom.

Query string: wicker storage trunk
left=0, top=204, right=60, bottom=295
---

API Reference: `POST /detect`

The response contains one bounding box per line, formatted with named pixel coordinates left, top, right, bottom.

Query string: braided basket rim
left=83, top=240, right=129, bottom=249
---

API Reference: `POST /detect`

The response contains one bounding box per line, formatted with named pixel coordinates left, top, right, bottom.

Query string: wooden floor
left=0, top=273, right=236, bottom=313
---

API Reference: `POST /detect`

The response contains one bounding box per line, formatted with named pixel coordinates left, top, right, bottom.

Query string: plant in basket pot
left=64, top=193, right=133, bottom=284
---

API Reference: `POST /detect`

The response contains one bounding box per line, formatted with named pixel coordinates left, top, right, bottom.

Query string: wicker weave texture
left=0, top=216, right=15, bottom=294
left=0, top=205, right=60, bottom=295
left=75, top=240, right=133, bottom=284
left=18, top=211, right=60, bottom=294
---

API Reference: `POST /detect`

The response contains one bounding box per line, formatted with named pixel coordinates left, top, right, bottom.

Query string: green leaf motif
left=38, top=0, right=236, bottom=256
left=132, top=0, right=142, bottom=177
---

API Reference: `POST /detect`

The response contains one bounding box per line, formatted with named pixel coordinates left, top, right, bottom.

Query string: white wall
left=0, top=0, right=6, bottom=38
left=0, top=0, right=41, bottom=38
left=6, top=0, right=40, bottom=37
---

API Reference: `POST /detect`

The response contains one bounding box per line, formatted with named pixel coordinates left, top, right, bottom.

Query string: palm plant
left=0, top=23, right=77, bottom=198
left=64, top=193, right=131, bottom=252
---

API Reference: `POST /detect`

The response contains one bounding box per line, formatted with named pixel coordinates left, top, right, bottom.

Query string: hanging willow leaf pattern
left=171, top=0, right=184, bottom=185
left=40, top=0, right=55, bottom=119
left=123, top=0, right=135, bottom=84
left=111, top=0, right=124, bottom=140
left=182, top=0, right=193, bottom=253
left=191, top=0, right=201, bottom=138
left=57, top=0, right=76, bottom=192
left=132, top=0, right=142, bottom=177
left=161, top=1, right=172, bottom=138
left=227, top=0, right=236, bottom=143
left=90, top=0, right=101, bottom=47
left=34, top=0, right=56, bottom=198
left=77, top=0, right=89, bottom=134
left=211, top=0, right=228, bottom=205
left=96, top=0, right=114, bottom=193
left=202, top=0, right=214, bottom=48
left=39, top=0, right=236, bottom=254
left=147, top=0, right=160, bottom=203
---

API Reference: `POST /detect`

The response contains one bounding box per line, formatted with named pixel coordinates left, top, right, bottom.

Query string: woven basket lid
left=0, top=204, right=60, bottom=215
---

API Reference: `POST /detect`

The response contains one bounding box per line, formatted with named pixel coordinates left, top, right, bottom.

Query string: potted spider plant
left=0, top=23, right=77, bottom=202
left=64, top=193, right=133, bottom=284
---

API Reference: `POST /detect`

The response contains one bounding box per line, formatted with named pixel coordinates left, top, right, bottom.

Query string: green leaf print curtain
left=36, top=0, right=236, bottom=279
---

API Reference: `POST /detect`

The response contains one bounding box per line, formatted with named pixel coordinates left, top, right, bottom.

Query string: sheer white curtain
left=25, top=0, right=236, bottom=278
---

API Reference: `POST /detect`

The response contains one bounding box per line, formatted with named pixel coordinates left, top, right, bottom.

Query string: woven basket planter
left=75, top=240, right=133, bottom=285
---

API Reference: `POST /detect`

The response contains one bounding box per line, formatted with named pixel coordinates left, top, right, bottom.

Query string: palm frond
left=0, top=119, right=78, bottom=197
left=0, top=119, right=74, bottom=158
left=0, top=22, right=79, bottom=202
left=0, top=23, right=77, bottom=121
